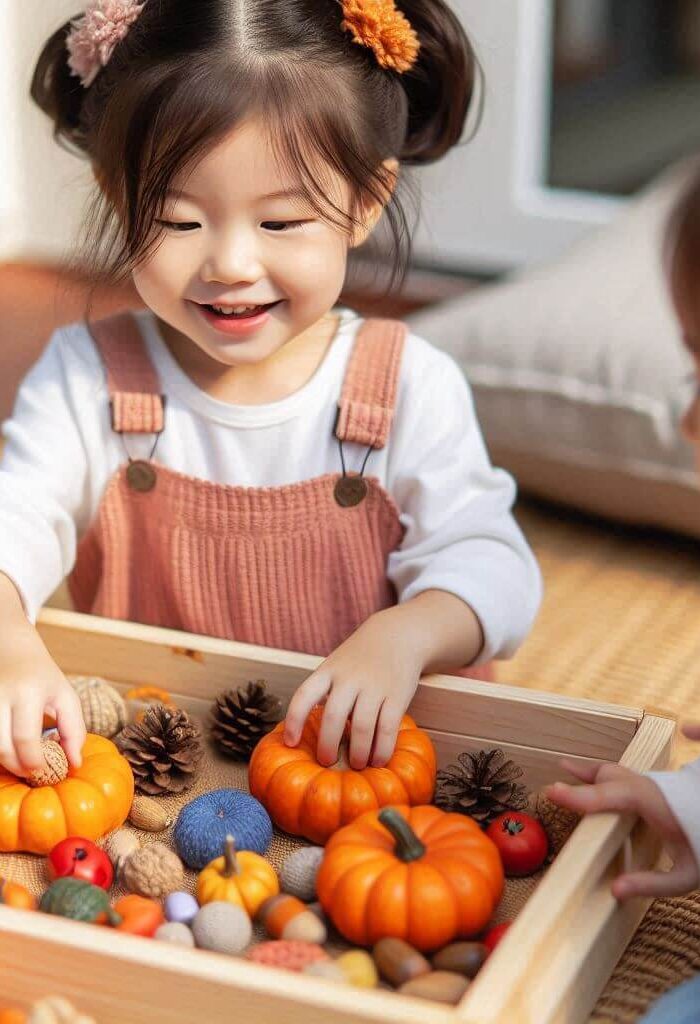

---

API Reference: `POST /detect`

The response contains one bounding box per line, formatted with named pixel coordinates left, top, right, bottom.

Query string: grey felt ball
left=280, top=846, right=324, bottom=902
left=155, top=922, right=195, bottom=947
left=192, top=902, right=252, bottom=955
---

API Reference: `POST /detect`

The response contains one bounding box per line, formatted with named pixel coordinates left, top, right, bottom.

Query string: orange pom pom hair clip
left=340, top=0, right=420, bottom=74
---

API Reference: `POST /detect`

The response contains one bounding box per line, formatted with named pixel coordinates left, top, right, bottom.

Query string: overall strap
left=335, top=319, right=407, bottom=450
left=88, top=314, right=165, bottom=434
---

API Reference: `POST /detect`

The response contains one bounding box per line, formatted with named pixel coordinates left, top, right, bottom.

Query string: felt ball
left=280, top=846, right=324, bottom=902
left=192, top=902, right=252, bottom=955
left=174, top=789, right=272, bottom=870
left=165, top=891, right=199, bottom=925
left=248, top=940, right=330, bottom=972
left=155, top=922, right=195, bottom=947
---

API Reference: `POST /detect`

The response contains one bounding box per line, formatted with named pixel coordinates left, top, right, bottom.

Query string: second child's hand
left=545, top=724, right=700, bottom=900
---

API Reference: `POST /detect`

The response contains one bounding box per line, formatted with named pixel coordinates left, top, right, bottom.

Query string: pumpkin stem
left=223, top=834, right=239, bottom=877
left=378, top=808, right=426, bottom=862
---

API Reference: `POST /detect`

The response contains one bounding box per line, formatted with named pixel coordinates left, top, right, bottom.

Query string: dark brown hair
left=31, top=0, right=478, bottom=290
left=667, top=169, right=700, bottom=351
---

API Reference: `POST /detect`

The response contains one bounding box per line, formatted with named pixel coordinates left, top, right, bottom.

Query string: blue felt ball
left=174, top=788, right=273, bottom=870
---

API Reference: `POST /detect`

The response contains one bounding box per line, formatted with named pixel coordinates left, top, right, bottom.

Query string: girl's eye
left=157, top=221, right=201, bottom=232
left=262, top=221, right=305, bottom=232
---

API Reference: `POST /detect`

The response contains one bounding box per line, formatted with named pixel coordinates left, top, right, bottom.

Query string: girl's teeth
left=213, top=304, right=259, bottom=314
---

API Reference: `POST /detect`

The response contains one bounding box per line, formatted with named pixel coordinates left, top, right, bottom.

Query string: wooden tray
left=0, top=609, right=675, bottom=1024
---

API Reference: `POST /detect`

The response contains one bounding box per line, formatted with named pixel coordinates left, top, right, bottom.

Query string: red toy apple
left=483, top=922, right=512, bottom=953
left=48, top=837, right=114, bottom=890
left=486, top=811, right=549, bottom=877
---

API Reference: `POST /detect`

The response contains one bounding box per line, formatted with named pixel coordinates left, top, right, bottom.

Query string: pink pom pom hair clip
left=66, top=0, right=146, bottom=88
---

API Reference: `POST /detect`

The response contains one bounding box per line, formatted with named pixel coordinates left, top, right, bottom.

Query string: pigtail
left=30, top=17, right=92, bottom=156
left=394, top=0, right=478, bottom=165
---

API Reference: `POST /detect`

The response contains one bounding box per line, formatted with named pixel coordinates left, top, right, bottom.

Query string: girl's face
left=132, top=118, right=384, bottom=372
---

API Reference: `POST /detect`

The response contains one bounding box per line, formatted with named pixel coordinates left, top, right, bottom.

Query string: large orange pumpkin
left=248, top=710, right=436, bottom=844
left=0, top=735, right=134, bottom=854
left=316, top=805, right=504, bottom=951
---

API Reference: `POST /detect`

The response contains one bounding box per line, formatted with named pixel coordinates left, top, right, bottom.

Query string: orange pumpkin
left=0, top=735, right=134, bottom=854
left=0, top=1009, right=26, bottom=1024
left=197, top=835, right=279, bottom=915
left=317, top=805, right=504, bottom=952
left=248, top=710, right=436, bottom=844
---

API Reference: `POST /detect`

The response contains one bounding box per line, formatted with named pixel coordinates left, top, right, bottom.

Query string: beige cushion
left=408, top=160, right=700, bottom=538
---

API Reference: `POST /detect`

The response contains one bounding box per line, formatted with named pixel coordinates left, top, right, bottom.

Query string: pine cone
left=435, top=748, right=530, bottom=826
left=209, top=681, right=282, bottom=761
left=115, top=704, right=203, bottom=795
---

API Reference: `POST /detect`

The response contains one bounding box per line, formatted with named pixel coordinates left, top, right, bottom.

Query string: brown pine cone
left=435, top=748, right=530, bottom=826
left=209, top=680, right=282, bottom=761
left=115, top=704, right=203, bottom=795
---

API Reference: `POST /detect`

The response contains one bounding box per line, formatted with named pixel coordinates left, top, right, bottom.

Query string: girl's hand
left=0, top=656, right=85, bottom=778
left=545, top=731, right=700, bottom=900
left=283, top=609, right=423, bottom=770
left=0, top=574, right=85, bottom=777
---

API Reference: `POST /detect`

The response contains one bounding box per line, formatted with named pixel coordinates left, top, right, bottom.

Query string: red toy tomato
left=483, top=922, right=512, bottom=953
left=48, top=837, right=114, bottom=890
left=486, top=812, right=549, bottom=877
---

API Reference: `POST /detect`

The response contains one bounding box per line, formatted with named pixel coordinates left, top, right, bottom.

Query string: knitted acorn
left=248, top=940, right=330, bottom=973
left=70, top=676, right=126, bottom=739
left=128, top=795, right=173, bottom=833
left=26, top=739, right=68, bottom=788
left=279, top=846, right=324, bottom=902
left=174, top=789, right=273, bottom=870
left=122, top=843, right=184, bottom=900
left=257, top=893, right=327, bottom=944
left=191, top=902, right=252, bottom=955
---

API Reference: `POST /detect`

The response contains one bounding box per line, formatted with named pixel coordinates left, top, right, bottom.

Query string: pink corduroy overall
left=68, top=312, right=491, bottom=679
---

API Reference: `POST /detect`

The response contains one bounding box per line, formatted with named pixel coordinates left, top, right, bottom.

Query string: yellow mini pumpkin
left=0, top=735, right=134, bottom=854
left=196, top=834, right=279, bottom=916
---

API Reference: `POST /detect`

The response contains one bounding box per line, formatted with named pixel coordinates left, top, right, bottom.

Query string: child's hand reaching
left=283, top=607, right=424, bottom=770
left=0, top=574, right=85, bottom=777
left=545, top=724, right=700, bottom=900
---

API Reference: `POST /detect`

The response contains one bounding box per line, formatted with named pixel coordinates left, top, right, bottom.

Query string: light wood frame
left=0, top=609, right=675, bottom=1024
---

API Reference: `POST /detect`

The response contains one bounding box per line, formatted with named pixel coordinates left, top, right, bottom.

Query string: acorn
left=257, top=893, right=327, bottom=944
left=122, top=843, right=184, bottom=900
left=372, top=938, right=431, bottom=988
left=432, top=942, right=488, bottom=979
left=103, top=829, right=140, bottom=879
left=128, top=796, right=173, bottom=833
left=399, top=971, right=470, bottom=1005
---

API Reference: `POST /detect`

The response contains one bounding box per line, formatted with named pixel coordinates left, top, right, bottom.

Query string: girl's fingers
left=284, top=671, right=331, bottom=746
left=682, top=722, right=700, bottom=741
left=11, top=702, right=46, bottom=774
left=612, top=862, right=698, bottom=901
left=316, top=687, right=358, bottom=767
left=370, top=701, right=403, bottom=768
left=558, top=758, right=610, bottom=785
left=54, top=689, right=86, bottom=768
left=0, top=704, right=23, bottom=777
left=348, top=693, right=382, bottom=770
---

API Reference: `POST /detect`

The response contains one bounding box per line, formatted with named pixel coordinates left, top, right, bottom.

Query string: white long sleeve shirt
left=0, top=306, right=542, bottom=660
left=648, top=761, right=700, bottom=874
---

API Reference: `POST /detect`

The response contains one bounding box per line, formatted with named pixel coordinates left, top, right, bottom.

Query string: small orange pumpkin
left=0, top=735, right=134, bottom=854
left=0, top=877, right=37, bottom=911
left=248, top=709, right=436, bottom=844
left=317, top=805, right=504, bottom=952
left=0, top=1009, right=26, bottom=1024
left=196, top=834, right=279, bottom=916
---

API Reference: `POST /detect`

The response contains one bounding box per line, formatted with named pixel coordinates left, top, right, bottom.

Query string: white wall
left=0, top=0, right=623, bottom=271
left=0, top=0, right=93, bottom=262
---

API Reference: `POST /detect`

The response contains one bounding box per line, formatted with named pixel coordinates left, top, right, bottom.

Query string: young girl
left=548, top=170, right=700, bottom=1023
left=0, top=0, right=541, bottom=779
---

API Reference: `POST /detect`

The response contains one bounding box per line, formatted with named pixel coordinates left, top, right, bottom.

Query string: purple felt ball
left=165, top=891, right=199, bottom=925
